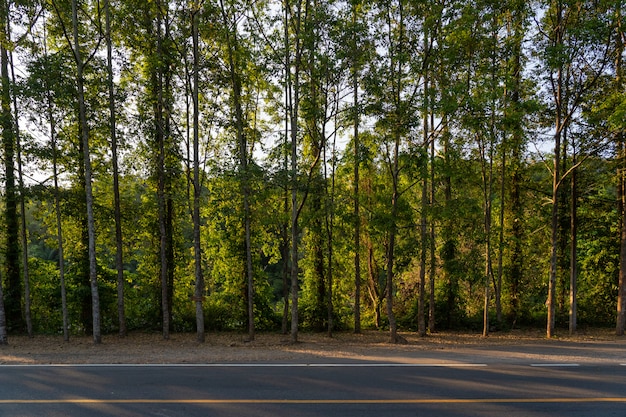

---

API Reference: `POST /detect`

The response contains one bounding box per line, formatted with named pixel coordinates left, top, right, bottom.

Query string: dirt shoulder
left=1, top=329, right=624, bottom=365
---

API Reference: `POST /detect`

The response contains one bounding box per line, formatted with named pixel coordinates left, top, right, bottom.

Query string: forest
left=0, top=0, right=624, bottom=345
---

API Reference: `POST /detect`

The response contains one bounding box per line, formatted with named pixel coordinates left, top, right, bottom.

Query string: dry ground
left=1, top=328, right=624, bottom=365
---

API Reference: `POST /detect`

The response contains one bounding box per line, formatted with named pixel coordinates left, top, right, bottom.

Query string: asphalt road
left=1, top=362, right=626, bottom=417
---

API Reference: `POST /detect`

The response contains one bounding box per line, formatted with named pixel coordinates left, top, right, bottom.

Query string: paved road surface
left=1, top=361, right=626, bottom=416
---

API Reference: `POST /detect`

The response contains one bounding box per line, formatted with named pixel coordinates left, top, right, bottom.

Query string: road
left=1, top=361, right=626, bottom=417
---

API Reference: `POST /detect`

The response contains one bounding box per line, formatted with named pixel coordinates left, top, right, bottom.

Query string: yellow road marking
left=1, top=398, right=625, bottom=405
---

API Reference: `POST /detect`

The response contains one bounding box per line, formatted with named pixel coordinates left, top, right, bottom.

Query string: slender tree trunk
left=351, top=0, right=362, bottom=334
left=0, top=270, right=6, bottom=344
left=72, top=0, right=100, bottom=344
left=1, top=0, right=23, bottom=334
left=10, top=42, right=32, bottom=337
left=547, top=3, right=564, bottom=339
left=325, top=120, right=337, bottom=337
left=191, top=5, right=205, bottom=343
left=558, top=129, right=570, bottom=319
left=219, top=0, right=255, bottom=341
left=42, top=17, right=69, bottom=341
left=287, top=0, right=304, bottom=344
left=366, top=239, right=382, bottom=328
left=51, top=117, right=69, bottom=342
left=417, top=10, right=428, bottom=339
left=481, top=135, right=495, bottom=338
left=569, top=151, right=577, bottom=335
left=153, top=5, right=170, bottom=339
left=387, top=131, right=400, bottom=343
left=0, top=16, right=9, bottom=338
left=386, top=193, right=398, bottom=343
left=104, top=0, right=126, bottom=338
left=548, top=131, right=562, bottom=338
left=615, top=2, right=625, bottom=336
left=508, top=3, right=525, bottom=326
left=496, top=142, right=506, bottom=326
left=428, top=111, right=436, bottom=333
left=352, top=12, right=361, bottom=334
left=281, top=104, right=290, bottom=334
left=618, top=136, right=626, bottom=335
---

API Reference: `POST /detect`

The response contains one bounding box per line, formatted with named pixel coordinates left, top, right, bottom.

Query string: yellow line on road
left=1, top=398, right=626, bottom=405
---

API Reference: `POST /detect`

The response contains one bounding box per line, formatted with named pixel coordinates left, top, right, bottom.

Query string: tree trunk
left=104, top=0, right=126, bottom=338
left=191, top=5, right=205, bottom=343
left=366, top=239, right=382, bottom=329
left=1, top=0, right=23, bottom=334
left=547, top=2, right=565, bottom=339
left=325, top=127, right=336, bottom=337
left=481, top=136, right=494, bottom=338
left=428, top=109, right=436, bottom=334
left=153, top=5, right=170, bottom=339
left=569, top=152, right=577, bottom=335
left=287, top=0, right=304, bottom=344
left=220, top=0, right=255, bottom=341
left=0, top=270, right=6, bottom=344
left=508, top=3, right=525, bottom=326
left=387, top=130, right=400, bottom=344
left=72, top=0, right=100, bottom=344
left=351, top=0, right=361, bottom=334
left=10, top=41, right=32, bottom=337
left=496, top=142, right=506, bottom=326
left=51, top=116, right=69, bottom=342
left=616, top=2, right=625, bottom=336
left=418, top=90, right=428, bottom=338
left=618, top=138, right=626, bottom=335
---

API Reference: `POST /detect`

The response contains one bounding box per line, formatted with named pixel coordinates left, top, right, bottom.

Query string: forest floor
left=1, top=327, right=625, bottom=365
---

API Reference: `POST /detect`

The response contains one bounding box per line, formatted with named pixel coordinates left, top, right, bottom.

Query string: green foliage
left=5, top=0, right=622, bottom=339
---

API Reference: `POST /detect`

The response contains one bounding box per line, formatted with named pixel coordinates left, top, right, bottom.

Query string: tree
left=1, top=0, right=24, bottom=334
left=191, top=1, right=204, bottom=343
left=0, top=270, right=6, bottom=344
left=7, top=3, right=35, bottom=336
left=614, top=0, right=625, bottom=336
left=350, top=0, right=363, bottom=334
left=285, top=0, right=305, bottom=343
left=367, top=0, right=423, bottom=343
left=536, top=0, right=614, bottom=338
left=218, top=0, right=256, bottom=341
left=70, top=0, right=101, bottom=343
left=103, top=0, right=126, bottom=338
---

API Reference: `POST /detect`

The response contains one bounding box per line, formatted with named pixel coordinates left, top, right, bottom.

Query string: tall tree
left=367, top=0, right=421, bottom=343
left=191, top=1, right=204, bottom=343
left=350, top=0, right=362, bottom=334
left=615, top=0, right=625, bottom=336
left=1, top=0, right=23, bottom=333
left=9, top=19, right=33, bottom=337
left=218, top=0, right=256, bottom=340
left=0, top=270, right=5, bottom=344
left=505, top=0, right=529, bottom=327
left=103, top=0, right=126, bottom=337
left=286, top=0, right=305, bottom=343
left=70, top=0, right=101, bottom=343
left=538, top=0, right=613, bottom=337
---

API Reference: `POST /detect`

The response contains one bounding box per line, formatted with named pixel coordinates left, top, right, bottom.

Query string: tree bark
left=352, top=4, right=361, bottom=333
left=0, top=270, right=6, bottom=344
left=547, top=2, right=565, bottom=339
left=1, top=0, right=23, bottom=334
left=287, top=0, right=304, bottom=344
left=72, top=0, right=100, bottom=344
left=616, top=1, right=625, bottom=336
left=104, top=0, right=126, bottom=338
left=191, top=4, right=205, bottom=343
left=10, top=39, right=32, bottom=337
left=569, top=152, right=577, bottom=335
